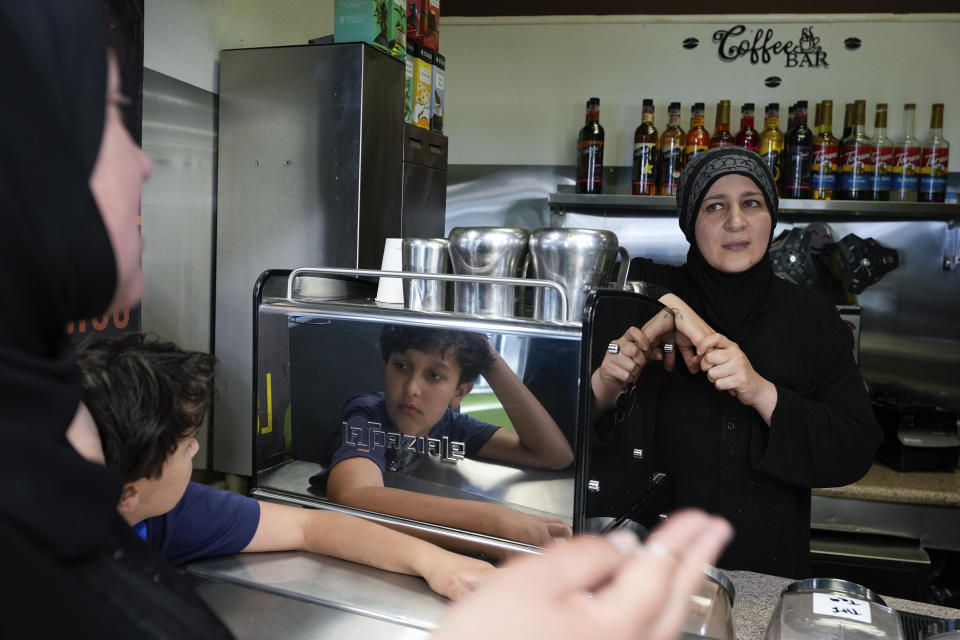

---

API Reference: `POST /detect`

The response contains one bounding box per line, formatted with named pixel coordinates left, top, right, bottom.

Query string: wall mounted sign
left=712, top=25, right=829, bottom=68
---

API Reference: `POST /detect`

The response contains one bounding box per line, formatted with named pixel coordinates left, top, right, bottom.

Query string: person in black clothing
left=592, top=146, right=882, bottom=578
left=0, top=2, right=233, bottom=637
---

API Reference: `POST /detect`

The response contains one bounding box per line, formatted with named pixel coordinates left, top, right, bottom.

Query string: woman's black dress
left=630, top=257, right=882, bottom=578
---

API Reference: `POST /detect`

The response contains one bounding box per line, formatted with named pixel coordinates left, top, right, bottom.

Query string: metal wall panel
left=214, top=44, right=403, bottom=474
left=140, top=68, right=218, bottom=467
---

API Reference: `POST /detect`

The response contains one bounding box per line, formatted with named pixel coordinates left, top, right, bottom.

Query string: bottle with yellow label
left=759, top=103, right=785, bottom=193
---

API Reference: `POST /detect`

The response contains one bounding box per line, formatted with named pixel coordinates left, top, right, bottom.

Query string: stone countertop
left=729, top=570, right=960, bottom=640
left=812, top=463, right=960, bottom=507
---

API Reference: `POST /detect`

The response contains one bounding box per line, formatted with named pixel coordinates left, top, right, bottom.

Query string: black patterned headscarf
left=674, top=147, right=778, bottom=341
left=677, top=146, right=779, bottom=243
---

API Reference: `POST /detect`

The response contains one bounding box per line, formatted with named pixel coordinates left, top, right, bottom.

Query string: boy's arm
left=475, top=350, right=574, bottom=470
left=326, top=457, right=572, bottom=549
left=243, top=500, right=494, bottom=600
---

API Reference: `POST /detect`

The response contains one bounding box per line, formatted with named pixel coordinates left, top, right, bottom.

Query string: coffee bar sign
left=712, top=25, right=829, bottom=68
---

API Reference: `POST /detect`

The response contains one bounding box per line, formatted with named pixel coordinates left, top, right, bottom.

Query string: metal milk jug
left=528, top=227, right=627, bottom=323
left=447, top=227, right=530, bottom=318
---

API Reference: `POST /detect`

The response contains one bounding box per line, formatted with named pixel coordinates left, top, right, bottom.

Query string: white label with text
left=812, top=593, right=872, bottom=624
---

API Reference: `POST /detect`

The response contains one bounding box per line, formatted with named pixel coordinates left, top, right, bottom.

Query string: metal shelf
left=548, top=191, right=960, bottom=222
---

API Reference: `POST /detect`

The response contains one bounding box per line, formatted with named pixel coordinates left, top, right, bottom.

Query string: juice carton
left=412, top=45, right=433, bottom=129
left=334, top=0, right=406, bottom=61
left=388, top=0, right=405, bottom=60
left=404, top=42, right=416, bottom=124
left=430, top=52, right=445, bottom=133
left=422, top=0, right=439, bottom=51
left=406, top=0, right=425, bottom=44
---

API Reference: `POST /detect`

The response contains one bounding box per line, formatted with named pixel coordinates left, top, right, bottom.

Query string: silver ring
left=639, top=541, right=678, bottom=561
left=662, top=343, right=674, bottom=353
left=607, top=342, right=620, bottom=355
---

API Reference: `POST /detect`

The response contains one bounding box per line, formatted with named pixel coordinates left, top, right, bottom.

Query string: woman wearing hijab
left=592, top=146, right=882, bottom=578
left=0, top=1, right=233, bottom=636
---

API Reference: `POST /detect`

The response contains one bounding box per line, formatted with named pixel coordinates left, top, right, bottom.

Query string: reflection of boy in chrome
left=313, top=325, right=574, bottom=548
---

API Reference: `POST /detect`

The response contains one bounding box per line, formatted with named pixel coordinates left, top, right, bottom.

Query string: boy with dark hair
left=76, top=333, right=493, bottom=600
left=316, top=325, right=575, bottom=549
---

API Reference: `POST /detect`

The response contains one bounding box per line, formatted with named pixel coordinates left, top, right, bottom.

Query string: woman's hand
left=696, top=333, right=778, bottom=425
left=658, top=294, right=713, bottom=375
left=433, top=510, right=733, bottom=640
left=591, top=310, right=676, bottom=413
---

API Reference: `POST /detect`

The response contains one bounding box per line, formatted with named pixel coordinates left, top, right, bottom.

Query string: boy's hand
left=497, top=509, right=573, bottom=547
left=421, top=553, right=496, bottom=601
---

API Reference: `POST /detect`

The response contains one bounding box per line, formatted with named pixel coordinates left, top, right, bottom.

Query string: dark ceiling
left=443, top=0, right=953, bottom=15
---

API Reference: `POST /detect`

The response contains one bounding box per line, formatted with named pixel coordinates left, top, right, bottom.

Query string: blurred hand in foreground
left=433, top=510, right=733, bottom=640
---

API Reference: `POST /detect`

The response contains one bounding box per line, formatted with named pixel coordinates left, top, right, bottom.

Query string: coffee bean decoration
left=764, top=76, right=782, bottom=88
left=844, top=37, right=862, bottom=50
left=682, top=37, right=699, bottom=50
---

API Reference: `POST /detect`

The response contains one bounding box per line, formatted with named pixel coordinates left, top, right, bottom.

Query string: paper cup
left=376, top=238, right=404, bottom=303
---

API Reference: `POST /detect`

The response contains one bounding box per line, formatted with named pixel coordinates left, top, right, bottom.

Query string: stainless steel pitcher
left=528, top=228, right=628, bottom=323
left=402, top=237, right=449, bottom=312
left=447, top=227, right=530, bottom=318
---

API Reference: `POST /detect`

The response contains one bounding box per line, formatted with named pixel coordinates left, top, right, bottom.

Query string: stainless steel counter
left=188, top=552, right=442, bottom=639
left=189, top=553, right=960, bottom=640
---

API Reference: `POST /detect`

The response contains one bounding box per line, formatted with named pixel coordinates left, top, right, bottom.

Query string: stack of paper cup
left=375, top=238, right=404, bottom=303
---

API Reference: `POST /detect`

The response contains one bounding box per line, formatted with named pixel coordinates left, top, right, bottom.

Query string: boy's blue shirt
left=310, top=392, right=499, bottom=486
left=139, top=481, right=260, bottom=566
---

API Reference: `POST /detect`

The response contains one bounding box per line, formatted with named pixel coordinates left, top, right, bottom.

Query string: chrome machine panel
left=252, top=270, right=580, bottom=554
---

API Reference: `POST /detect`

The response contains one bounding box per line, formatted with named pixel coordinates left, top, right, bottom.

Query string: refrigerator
left=214, top=42, right=447, bottom=474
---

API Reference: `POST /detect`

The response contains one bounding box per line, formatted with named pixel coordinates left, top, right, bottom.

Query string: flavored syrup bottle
left=710, top=99, right=735, bottom=148
left=734, top=103, right=760, bottom=152
left=657, top=102, right=686, bottom=196
left=871, top=104, right=893, bottom=201
left=839, top=100, right=875, bottom=201
left=576, top=97, right=604, bottom=194
left=758, top=103, right=785, bottom=192
left=632, top=99, right=659, bottom=196
left=811, top=99, right=839, bottom=200
left=783, top=100, right=813, bottom=199
left=890, top=104, right=922, bottom=202
left=841, top=103, right=854, bottom=141
left=918, top=103, right=950, bottom=203
left=685, top=102, right=710, bottom=164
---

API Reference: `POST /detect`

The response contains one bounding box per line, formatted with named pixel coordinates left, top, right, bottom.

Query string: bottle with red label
left=685, top=102, right=710, bottom=164
left=576, top=97, right=604, bottom=194
left=783, top=100, right=813, bottom=199
left=658, top=102, right=686, bottom=196
left=890, top=104, right=922, bottom=202
left=735, top=103, right=760, bottom=152
left=632, top=99, right=659, bottom=196
left=870, top=104, right=893, bottom=201
left=710, top=99, right=735, bottom=148
left=839, top=100, right=874, bottom=201
left=811, top=99, right=839, bottom=200
left=918, top=103, right=949, bottom=203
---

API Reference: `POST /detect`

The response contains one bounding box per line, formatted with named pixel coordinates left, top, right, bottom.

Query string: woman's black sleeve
left=752, top=308, right=883, bottom=488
